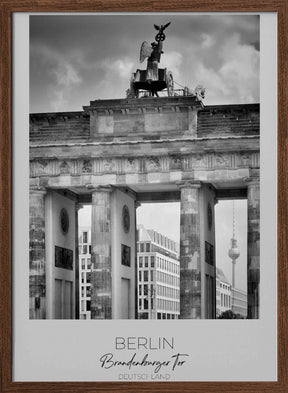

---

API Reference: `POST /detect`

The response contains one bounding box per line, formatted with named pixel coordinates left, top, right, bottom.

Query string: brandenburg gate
left=29, top=96, right=260, bottom=320
left=29, top=23, right=259, bottom=320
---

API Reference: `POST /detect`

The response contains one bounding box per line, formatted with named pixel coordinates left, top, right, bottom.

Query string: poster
left=12, top=12, right=277, bottom=383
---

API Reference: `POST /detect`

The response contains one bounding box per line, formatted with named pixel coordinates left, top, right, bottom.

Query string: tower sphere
left=228, top=238, right=240, bottom=260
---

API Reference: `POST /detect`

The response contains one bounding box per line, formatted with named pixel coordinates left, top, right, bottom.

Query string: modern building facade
left=216, top=267, right=247, bottom=318
left=232, top=287, right=248, bottom=317
left=78, top=224, right=180, bottom=320
left=137, top=225, right=180, bottom=319
left=216, top=267, right=232, bottom=317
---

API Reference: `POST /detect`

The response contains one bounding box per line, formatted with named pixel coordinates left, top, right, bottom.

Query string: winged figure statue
left=140, top=41, right=153, bottom=63
left=139, top=21, right=171, bottom=83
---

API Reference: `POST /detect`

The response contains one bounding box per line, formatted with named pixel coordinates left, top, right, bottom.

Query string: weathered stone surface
left=84, top=96, right=202, bottom=139
left=30, top=112, right=89, bottom=144
left=30, top=103, right=259, bottom=145
left=29, top=188, right=46, bottom=319
left=90, top=187, right=112, bottom=319
left=179, top=183, right=201, bottom=319
left=29, top=151, right=259, bottom=181
left=247, top=181, right=260, bottom=319
left=30, top=136, right=260, bottom=161
left=198, top=104, right=259, bottom=138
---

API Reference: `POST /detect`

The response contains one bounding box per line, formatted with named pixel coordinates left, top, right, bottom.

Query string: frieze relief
left=238, top=152, right=251, bottom=166
left=60, top=161, right=70, bottom=174
left=82, top=160, right=92, bottom=174
left=170, top=155, right=182, bottom=170
left=146, top=157, right=161, bottom=171
left=103, top=158, right=116, bottom=173
left=30, top=160, right=50, bottom=177
left=213, top=153, right=231, bottom=167
left=125, top=158, right=138, bottom=172
left=192, top=154, right=207, bottom=168
left=29, top=151, right=259, bottom=178
left=37, top=160, right=48, bottom=174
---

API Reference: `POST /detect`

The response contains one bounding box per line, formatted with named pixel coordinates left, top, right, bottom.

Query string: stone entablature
left=29, top=151, right=259, bottom=192
left=30, top=151, right=259, bottom=178
left=30, top=135, right=259, bottom=158
left=30, top=100, right=259, bottom=144
left=29, top=133, right=259, bottom=186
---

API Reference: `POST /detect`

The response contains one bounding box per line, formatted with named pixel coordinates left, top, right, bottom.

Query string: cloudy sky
left=30, top=14, right=259, bottom=112
left=31, top=14, right=259, bottom=291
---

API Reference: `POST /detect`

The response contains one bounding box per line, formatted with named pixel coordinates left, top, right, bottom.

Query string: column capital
left=243, top=176, right=260, bottom=187
left=29, top=186, right=47, bottom=196
left=135, top=201, right=141, bottom=209
left=86, top=183, right=113, bottom=193
left=76, top=203, right=84, bottom=211
left=176, top=180, right=201, bottom=189
left=243, top=169, right=260, bottom=187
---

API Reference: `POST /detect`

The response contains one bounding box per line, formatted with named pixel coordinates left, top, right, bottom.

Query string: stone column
left=75, top=203, right=83, bottom=319
left=90, top=186, right=112, bottom=319
left=29, top=187, right=46, bottom=319
left=178, top=181, right=201, bottom=319
left=247, top=180, right=260, bottom=319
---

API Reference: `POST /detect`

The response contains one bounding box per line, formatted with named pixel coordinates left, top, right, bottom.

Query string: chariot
left=129, top=68, right=174, bottom=98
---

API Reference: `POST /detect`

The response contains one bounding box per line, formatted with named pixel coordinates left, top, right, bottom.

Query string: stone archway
left=29, top=96, right=260, bottom=319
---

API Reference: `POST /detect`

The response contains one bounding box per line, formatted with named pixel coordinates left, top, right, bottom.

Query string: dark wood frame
left=0, top=1, right=287, bottom=392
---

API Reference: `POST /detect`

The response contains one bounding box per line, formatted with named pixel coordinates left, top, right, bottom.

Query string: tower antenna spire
left=233, top=200, right=235, bottom=238
left=228, top=201, right=240, bottom=295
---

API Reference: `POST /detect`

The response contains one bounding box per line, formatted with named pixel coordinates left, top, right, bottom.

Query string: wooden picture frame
left=0, top=1, right=287, bottom=392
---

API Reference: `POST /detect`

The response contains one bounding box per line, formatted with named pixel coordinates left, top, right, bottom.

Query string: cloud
left=30, top=43, right=82, bottom=111
left=190, top=33, right=259, bottom=104
left=51, top=91, right=66, bottom=112
left=218, top=34, right=259, bottom=102
left=201, top=33, right=215, bottom=49
left=88, top=57, right=135, bottom=99
left=49, top=61, right=82, bottom=111
left=78, top=205, right=91, bottom=227
left=51, top=60, right=81, bottom=87
left=137, top=203, right=180, bottom=243
left=102, top=57, right=135, bottom=79
left=161, top=51, right=183, bottom=82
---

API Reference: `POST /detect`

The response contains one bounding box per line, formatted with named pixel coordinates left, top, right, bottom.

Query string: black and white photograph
left=29, top=14, right=260, bottom=321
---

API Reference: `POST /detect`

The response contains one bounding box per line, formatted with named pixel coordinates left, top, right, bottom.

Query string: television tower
left=228, top=202, right=240, bottom=291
